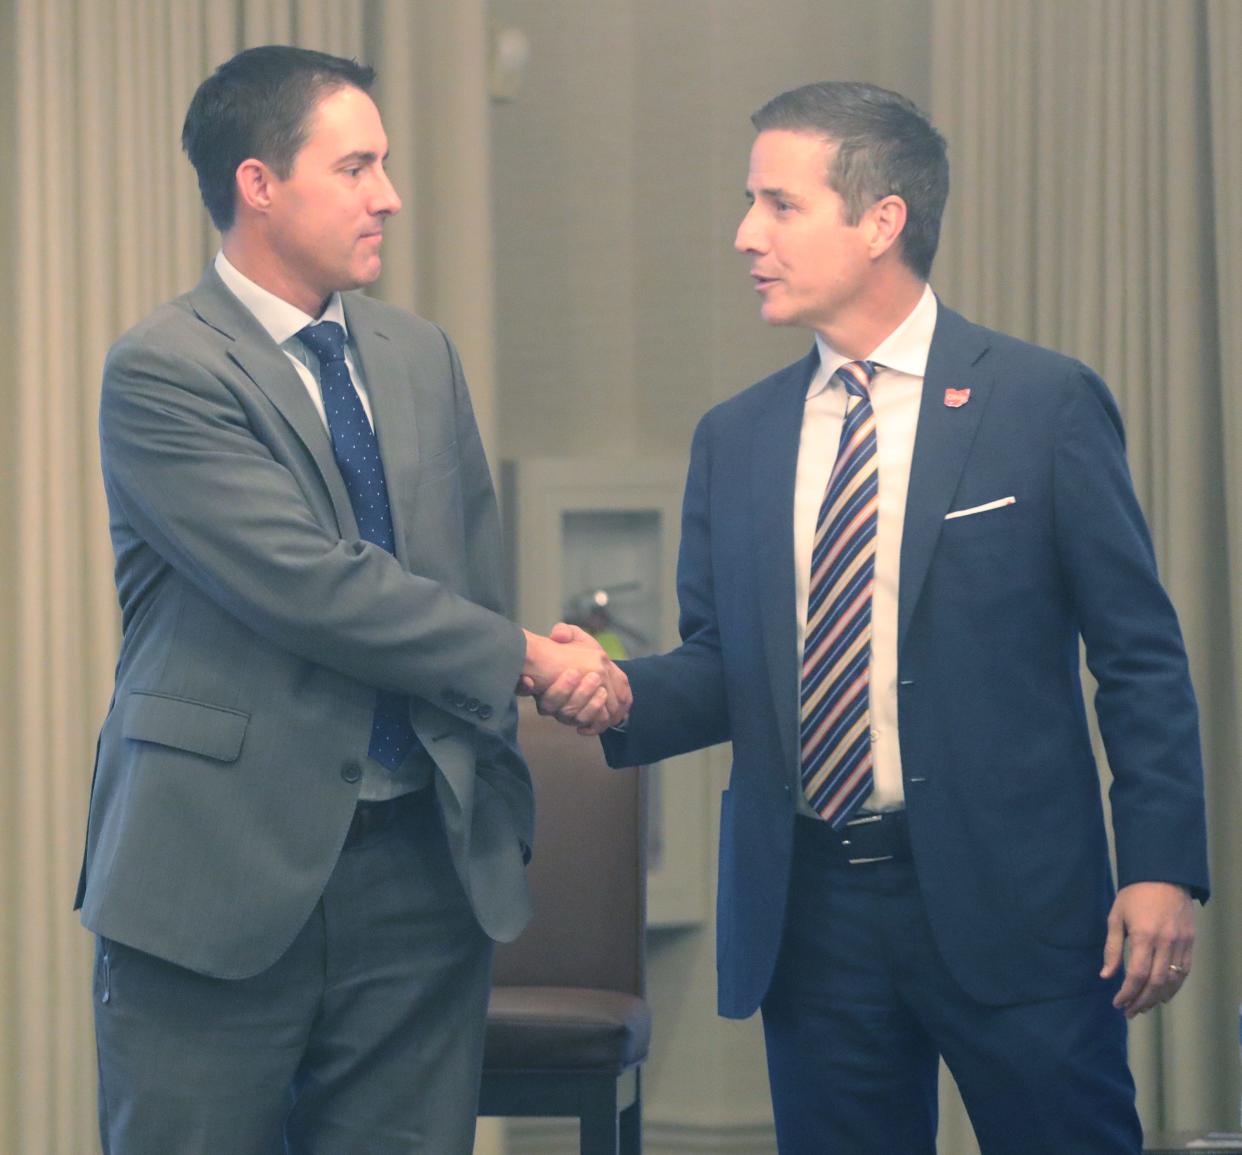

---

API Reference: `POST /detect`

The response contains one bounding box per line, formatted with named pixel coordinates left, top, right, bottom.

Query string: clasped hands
left=519, top=624, right=631, bottom=734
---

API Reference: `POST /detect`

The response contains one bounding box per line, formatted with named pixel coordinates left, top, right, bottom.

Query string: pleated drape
left=930, top=2, right=1242, bottom=1150
left=0, top=3, right=494, bottom=1151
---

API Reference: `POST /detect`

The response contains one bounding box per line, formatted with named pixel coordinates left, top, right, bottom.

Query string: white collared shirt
left=794, top=283, right=937, bottom=813
left=213, top=251, right=375, bottom=430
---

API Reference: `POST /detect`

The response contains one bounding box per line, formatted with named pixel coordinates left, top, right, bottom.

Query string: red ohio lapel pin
left=943, top=387, right=971, bottom=408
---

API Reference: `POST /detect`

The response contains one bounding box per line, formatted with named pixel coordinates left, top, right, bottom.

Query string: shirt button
left=870, top=730, right=880, bottom=743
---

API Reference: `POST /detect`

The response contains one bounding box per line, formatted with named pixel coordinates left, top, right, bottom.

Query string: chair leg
left=619, top=1070, right=641, bottom=1155
left=618, top=1092, right=640, bottom=1147
left=580, top=1080, right=620, bottom=1155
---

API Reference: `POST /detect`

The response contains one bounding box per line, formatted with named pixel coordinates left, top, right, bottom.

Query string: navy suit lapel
left=188, top=268, right=357, bottom=535
left=898, top=303, right=993, bottom=651
left=344, top=294, right=420, bottom=566
left=753, top=346, right=819, bottom=773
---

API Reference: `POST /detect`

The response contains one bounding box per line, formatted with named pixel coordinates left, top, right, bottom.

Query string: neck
left=816, top=272, right=926, bottom=361
left=221, top=231, right=329, bottom=318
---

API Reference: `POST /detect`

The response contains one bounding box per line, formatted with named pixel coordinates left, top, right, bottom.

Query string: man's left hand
left=1100, top=881, right=1195, bottom=1018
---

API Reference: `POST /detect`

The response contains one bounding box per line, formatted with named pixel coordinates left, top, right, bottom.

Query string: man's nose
left=374, top=169, right=402, bottom=216
left=734, top=205, right=763, bottom=252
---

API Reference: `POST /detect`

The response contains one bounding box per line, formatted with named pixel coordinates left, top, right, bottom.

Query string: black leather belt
left=343, top=789, right=429, bottom=849
left=795, top=809, right=911, bottom=865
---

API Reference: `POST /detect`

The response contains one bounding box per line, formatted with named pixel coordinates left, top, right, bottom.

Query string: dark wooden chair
left=479, top=699, right=649, bottom=1155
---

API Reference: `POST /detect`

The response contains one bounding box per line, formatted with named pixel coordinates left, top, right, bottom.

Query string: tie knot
left=834, top=359, right=878, bottom=399
left=298, top=321, right=348, bottom=366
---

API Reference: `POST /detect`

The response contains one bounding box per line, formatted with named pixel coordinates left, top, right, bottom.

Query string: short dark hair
left=182, top=45, right=376, bottom=231
left=751, top=82, right=949, bottom=280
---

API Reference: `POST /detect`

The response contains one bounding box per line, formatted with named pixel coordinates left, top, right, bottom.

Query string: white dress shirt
left=794, top=284, right=937, bottom=813
left=214, top=251, right=376, bottom=430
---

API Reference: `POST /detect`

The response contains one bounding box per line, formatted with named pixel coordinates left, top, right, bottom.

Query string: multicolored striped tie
left=800, top=359, right=879, bottom=827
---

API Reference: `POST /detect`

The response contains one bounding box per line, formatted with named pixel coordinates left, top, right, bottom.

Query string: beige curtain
left=0, top=1, right=496, bottom=1151
left=930, top=1, right=1242, bottom=1151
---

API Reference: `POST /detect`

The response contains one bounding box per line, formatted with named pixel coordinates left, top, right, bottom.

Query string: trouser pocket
left=94, top=936, right=111, bottom=1005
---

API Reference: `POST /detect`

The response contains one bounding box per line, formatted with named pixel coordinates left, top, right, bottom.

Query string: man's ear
left=234, top=158, right=276, bottom=216
left=865, top=194, right=908, bottom=260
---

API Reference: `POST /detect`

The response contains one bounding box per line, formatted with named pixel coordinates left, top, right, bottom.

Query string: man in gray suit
left=78, top=45, right=627, bottom=1155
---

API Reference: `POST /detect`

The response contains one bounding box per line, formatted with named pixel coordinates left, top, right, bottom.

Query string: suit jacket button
left=340, top=760, right=362, bottom=783
left=478, top=704, right=493, bottom=720
left=466, top=697, right=480, bottom=713
left=453, top=692, right=468, bottom=709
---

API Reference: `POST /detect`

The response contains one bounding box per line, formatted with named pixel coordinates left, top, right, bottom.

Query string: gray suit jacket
left=77, top=266, right=533, bottom=979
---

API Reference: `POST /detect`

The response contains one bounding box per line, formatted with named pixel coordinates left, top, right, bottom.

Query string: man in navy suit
left=539, top=82, right=1209, bottom=1153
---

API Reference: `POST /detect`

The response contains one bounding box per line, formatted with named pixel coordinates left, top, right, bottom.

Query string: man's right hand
left=519, top=625, right=632, bottom=734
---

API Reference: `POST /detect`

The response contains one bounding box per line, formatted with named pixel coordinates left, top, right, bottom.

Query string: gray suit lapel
left=755, top=348, right=819, bottom=775
left=898, top=304, right=993, bottom=652
left=343, top=294, right=421, bottom=566
left=187, top=268, right=357, bottom=534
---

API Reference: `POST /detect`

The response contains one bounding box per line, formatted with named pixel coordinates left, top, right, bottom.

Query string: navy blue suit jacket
left=602, top=303, right=1209, bottom=1019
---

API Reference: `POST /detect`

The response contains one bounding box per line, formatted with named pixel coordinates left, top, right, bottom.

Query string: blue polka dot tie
left=298, top=320, right=420, bottom=772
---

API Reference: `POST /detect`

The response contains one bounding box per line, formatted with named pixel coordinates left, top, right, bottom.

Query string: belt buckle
left=842, top=813, right=894, bottom=866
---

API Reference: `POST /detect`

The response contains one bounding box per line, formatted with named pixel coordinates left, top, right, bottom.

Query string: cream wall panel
left=494, top=0, right=933, bottom=464
left=491, top=0, right=640, bottom=457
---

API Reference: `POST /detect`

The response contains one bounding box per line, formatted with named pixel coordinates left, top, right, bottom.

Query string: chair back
left=493, top=699, right=646, bottom=997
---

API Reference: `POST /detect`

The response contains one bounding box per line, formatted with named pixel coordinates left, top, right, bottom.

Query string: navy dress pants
left=761, top=817, right=1142, bottom=1155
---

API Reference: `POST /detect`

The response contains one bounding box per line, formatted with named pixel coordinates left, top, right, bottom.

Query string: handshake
left=518, top=623, right=632, bottom=735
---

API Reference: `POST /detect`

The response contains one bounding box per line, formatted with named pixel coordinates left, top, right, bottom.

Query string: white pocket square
left=944, top=496, right=1017, bottom=521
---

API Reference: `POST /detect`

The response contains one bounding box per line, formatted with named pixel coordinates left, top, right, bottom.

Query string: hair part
left=751, top=82, right=949, bottom=279
left=182, top=45, right=376, bottom=231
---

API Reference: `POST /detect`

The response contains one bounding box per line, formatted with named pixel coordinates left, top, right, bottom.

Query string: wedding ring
left=1168, top=963, right=1187, bottom=975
